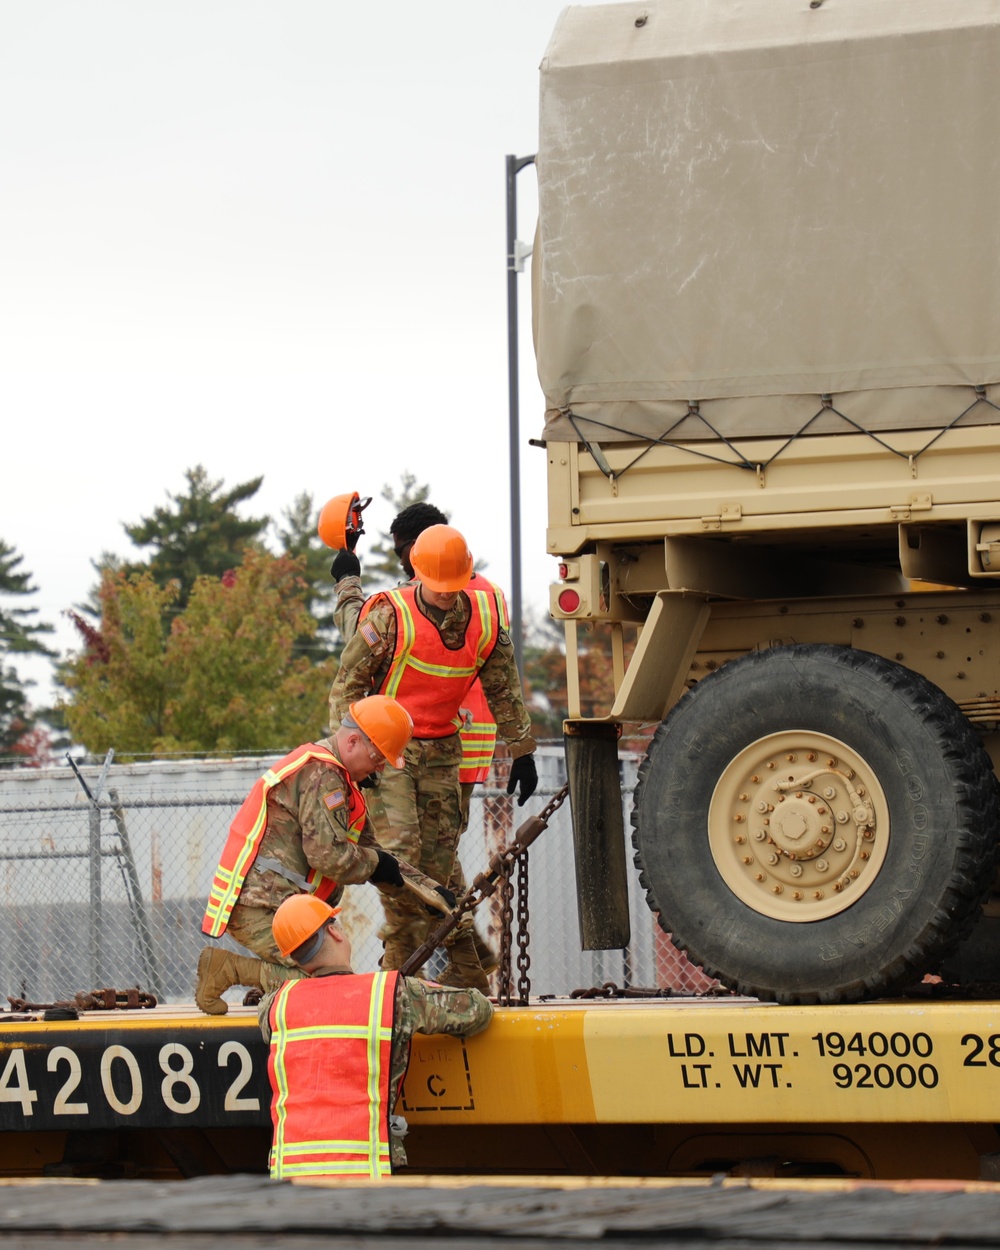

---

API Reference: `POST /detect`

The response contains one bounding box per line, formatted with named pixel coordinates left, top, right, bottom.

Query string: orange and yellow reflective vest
left=361, top=584, right=500, bottom=740
left=267, top=971, right=399, bottom=1180
left=201, top=743, right=366, bottom=938
left=458, top=574, right=508, bottom=783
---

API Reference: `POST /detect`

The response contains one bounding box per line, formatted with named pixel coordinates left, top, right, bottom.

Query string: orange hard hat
left=410, top=524, right=473, bottom=592
left=272, top=893, right=340, bottom=962
left=349, top=696, right=413, bottom=769
left=317, top=492, right=370, bottom=550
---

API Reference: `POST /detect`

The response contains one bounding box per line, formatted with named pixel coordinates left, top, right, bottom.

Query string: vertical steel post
left=88, top=803, right=102, bottom=986
left=69, top=751, right=113, bottom=987
left=506, top=152, right=535, bottom=680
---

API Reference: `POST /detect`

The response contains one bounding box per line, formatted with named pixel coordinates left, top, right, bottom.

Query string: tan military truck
left=535, top=0, right=1000, bottom=1003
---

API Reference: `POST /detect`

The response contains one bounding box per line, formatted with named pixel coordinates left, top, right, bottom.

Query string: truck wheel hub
left=708, top=730, right=889, bottom=922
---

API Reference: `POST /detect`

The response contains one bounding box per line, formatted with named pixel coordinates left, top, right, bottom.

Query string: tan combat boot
left=194, top=947, right=265, bottom=1016
left=438, top=932, right=490, bottom=994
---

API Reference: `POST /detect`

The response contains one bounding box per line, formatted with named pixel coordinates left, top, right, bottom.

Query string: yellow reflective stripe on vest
left=383, top=588, right=494, bottom=690
left=278, top=1139, right=392, bottom=1158
left=461, top=720, right=498, bottom=769
left=280, top=1024, right=393, bottom=1043
left=382, top=588, right=416, bottom=699
left=366, top=970, right=392, bottom=1166
left=276, top=1155, right=391, bottom=1178
left=269, top=981, right=296, bottom=1172
left=470, top=590, right=496, bottom=666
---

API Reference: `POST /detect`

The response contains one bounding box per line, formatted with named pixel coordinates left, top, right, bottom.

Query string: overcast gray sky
left=1, top=0, right=600, bottom=706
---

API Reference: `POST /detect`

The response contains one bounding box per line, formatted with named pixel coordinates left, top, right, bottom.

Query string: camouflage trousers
left=366, top=740, right=471, bottom=960
left=227, top=900, right=308, bottom=994
left=458, top=781, right=475, bottom=837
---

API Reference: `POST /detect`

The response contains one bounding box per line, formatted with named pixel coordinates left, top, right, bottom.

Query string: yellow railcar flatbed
left=1, top=997, right=999, bottom=1180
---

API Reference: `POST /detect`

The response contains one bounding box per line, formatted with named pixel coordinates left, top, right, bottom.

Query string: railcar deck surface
left=2, top=1174, right=1000, bottom=1247
left=2, top=996, right=1000, bottom=1183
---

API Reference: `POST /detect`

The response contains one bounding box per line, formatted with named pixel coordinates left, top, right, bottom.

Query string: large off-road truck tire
left=632, top=644, right=1000, bottom=1003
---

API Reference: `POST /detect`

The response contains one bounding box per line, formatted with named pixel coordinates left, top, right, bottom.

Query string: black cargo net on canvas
left=565, top=385, right=1000, bottom=485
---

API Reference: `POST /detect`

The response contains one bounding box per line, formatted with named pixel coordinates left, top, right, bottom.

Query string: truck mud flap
left=564, top=721, right=631, bottom=950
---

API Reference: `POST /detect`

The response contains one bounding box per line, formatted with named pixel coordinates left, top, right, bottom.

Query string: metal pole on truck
left=506, top=152, right=535, bottom=680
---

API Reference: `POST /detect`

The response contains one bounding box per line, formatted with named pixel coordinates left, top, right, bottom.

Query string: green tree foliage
left=273, top=491, right=338, bottom=661
left=62, top=549, right=334, bottom=758
left=122, top=465, right=269, bottom=612
left=63, top=576, right=177, bottom=750
left=0, top=540, right=56, bottom=763
left=0, top=540, right=56, bottom=660
left=360, top=472, right=441, bottom=591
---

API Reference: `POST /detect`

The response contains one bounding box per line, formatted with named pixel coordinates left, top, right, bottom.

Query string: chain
left=6, top=988, right=157, bottom=1012
left=497, top=863, right=514, bottom=1008
left=489, top=785, right=570, bottom=1009
left=515, top=850, right=531, bottom=1005
left=531, top=783, right=571, bottom=829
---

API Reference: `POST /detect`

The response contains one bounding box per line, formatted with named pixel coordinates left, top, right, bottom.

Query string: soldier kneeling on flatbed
left=196, top=695, right=451, bottom=1013
left=259, top=893, right=493, bottom=1178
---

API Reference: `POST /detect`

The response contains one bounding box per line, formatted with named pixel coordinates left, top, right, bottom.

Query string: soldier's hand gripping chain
left=506, top=754, right=538, bottom=806
left=399, top=784, right=569, bottom=977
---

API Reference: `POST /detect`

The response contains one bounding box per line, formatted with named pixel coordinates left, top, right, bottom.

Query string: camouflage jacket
left=258, top=969, right=493, bottom=1168
left=329, top=586, right=536, bottom=759
left=332, top=572, right=366, bottom=643
left=236, top=736, right=380, bottom=911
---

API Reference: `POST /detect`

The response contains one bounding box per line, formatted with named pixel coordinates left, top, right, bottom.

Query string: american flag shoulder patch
left=360, top=620, right=379, bottom=647
left=324, top=789, right=346, bottom=810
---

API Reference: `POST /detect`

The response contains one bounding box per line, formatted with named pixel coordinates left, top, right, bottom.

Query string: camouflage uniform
left=332, top=572, right=365, bottom=640
left=223, top=735, right=391, bottom=992
left=329, top=587, right=536, bottom=961
left=258, top=969, right=493, bottom=1169
left=336, top=574, right=487, bottom=842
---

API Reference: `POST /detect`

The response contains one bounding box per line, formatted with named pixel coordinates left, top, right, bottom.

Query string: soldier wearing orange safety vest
left=329, top=524, right=537, bottom=993
left=259, top=893, right=492, bottom=1178
left=331, top=503, right=509, bottom=792
left=194, top=696, right=450, bottom=1014
left=330, top=503, right=512, bottom=983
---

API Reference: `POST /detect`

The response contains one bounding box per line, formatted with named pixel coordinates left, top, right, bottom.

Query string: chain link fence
left=0, top=746, right=713, bottom=1008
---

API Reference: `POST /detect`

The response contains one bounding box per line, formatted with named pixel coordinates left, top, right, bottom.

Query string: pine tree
left=361, top=472, right=443, bottom=590
left=123, top=465, right=269, bottom=612
left=273, top=492, right=339, bottom=661
left=0, top=540, right=56, bottom=762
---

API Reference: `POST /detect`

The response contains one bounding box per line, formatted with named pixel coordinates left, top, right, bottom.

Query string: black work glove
left=370, top=849, right=404, bottom=888
left=330, top=549, right=361, bottom=581
left=506, top=754, right=538, bottom=807
left=425, top=885, right=457, bottom=918
left=358, top=772, right=379, bottom=790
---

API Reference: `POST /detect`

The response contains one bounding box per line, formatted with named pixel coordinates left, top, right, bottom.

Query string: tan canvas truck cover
left=535, top=0, right=1000, bottom=446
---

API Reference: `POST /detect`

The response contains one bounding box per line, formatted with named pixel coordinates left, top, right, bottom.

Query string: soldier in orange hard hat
left=329, top=523, right=537, bottom=991
left=330, top=500, right=513, bottom=983
left=194, top=694, right=453, bottom=1014
left=259, top=894, right=491, bottom=1179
